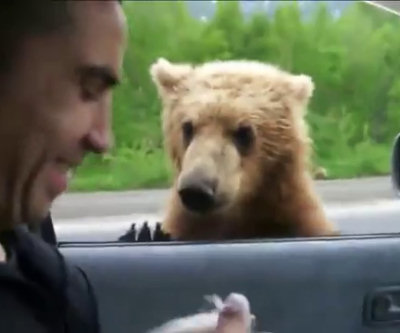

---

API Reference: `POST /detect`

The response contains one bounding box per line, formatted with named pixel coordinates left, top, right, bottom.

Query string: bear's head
left=150, top=58, right=314, bottom=216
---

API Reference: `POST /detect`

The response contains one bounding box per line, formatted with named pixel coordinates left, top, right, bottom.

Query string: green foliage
left=71, top=0, right=400, bottom=191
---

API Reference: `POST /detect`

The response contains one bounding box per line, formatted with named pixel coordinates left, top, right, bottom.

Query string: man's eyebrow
left=77, top=65, right=120, bottom=87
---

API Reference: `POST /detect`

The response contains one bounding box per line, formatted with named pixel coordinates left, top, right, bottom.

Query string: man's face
left=0, top=1, right=127, bottom=228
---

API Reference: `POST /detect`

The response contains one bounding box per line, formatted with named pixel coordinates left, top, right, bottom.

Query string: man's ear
left=150, top=58, right=193, bottom=98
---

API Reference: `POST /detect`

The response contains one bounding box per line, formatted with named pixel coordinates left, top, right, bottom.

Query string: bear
left=150, top=58, right=338, bottom=240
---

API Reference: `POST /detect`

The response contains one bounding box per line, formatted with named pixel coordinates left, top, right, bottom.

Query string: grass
left=68, top=106, right=393, bottom=192
left=69, top=147, right=173, bottom=192
left=317, top=142, right=391, bottom=179
left=69, top=140, right=391, bottom=192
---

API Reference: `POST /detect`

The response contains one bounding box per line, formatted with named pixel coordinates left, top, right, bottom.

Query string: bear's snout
left=178, top=169, right=217, bottom=213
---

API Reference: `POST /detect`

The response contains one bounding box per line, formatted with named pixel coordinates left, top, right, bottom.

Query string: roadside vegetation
left=70, top=0, right=400, bottom=191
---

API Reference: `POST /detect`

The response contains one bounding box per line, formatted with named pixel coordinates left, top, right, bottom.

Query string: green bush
left=71, top=0, right=400, bottom=191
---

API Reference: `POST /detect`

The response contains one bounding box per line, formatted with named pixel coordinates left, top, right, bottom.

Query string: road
left=51, top=176, right=400, bottom=242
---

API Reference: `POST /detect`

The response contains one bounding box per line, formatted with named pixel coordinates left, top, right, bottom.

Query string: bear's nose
left=178, top=171, right=217, bottom=213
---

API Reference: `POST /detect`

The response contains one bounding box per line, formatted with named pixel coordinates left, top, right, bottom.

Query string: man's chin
left=24, top=201, right=51, bottom=230
left=25, top=214, right=48, bottom=231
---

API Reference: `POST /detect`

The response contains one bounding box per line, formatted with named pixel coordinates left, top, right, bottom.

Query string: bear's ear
left=150, top=58, right=193, bottom=97
left=287, top=74, right=315, bottom=106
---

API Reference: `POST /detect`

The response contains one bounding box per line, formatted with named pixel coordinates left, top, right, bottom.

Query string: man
left=0, top=1, right=250, bottom=332
left=0, top=1, right=126, bottom=332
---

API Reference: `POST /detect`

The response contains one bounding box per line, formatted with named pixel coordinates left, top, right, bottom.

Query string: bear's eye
left=233, top=125, right=254, bottom=153
left=182, top=121, right=194, bottom=144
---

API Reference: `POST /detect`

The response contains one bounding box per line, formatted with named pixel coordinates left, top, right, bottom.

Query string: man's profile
left=0, top=1, right=126, bottom=332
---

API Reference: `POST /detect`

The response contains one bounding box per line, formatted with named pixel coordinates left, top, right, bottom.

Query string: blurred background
left=70, top=0, right=400, bottom=192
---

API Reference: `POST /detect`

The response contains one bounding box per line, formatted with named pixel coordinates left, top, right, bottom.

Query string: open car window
left=44, top=0, right=400, bottom=245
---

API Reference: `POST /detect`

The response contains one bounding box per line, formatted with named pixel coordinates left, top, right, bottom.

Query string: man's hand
left=147, top=292, right=255, bottom=333
left=216, top=293, right=252, bottom=333
left=0, top=243, right=5, bottom=262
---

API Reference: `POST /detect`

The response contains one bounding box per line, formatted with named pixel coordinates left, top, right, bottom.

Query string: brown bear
left=150, top=58, right=338, bottom=240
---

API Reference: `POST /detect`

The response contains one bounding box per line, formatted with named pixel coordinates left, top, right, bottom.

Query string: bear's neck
left=229, top=155, right=326, bottom=238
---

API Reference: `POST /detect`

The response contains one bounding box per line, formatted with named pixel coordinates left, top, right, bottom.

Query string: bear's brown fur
left=150, top=58, right=338, bottom=240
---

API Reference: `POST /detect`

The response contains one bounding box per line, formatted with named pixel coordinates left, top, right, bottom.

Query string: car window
left=51, top=0, right=400, bottom=243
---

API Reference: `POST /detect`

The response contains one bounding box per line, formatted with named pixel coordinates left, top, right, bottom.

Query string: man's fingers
left=147, top=293, right=254, bottom=333
left=216, top=306, right=248, bottom=333
left=216, top=293, right=252, bottom=333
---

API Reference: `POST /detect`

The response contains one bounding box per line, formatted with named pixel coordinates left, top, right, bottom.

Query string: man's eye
left=81, top=77, right=106, bottom=101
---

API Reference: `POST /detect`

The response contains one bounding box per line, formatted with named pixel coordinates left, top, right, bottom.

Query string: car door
left=58, top=230, right=400, bottom=333
left=56, top=132, right=400, bottom=333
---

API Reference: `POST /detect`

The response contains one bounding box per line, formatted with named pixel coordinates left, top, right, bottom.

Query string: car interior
left=53, top=94, right=400, bottom=333
left=39, top=1, right=400, bottom=332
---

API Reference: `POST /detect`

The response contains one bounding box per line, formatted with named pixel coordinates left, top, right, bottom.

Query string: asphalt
left=51, top=176, right=396, bottom=220
left=49, top=176, right=400, bottom=242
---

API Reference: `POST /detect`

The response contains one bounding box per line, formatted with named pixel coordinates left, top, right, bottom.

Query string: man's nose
left=84, top=129, right=112, bottom=154
left=83, top=110, right=113, bottom=154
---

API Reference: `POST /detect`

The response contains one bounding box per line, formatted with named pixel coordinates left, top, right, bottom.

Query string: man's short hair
left=0, top=0, right=122, bottom=75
